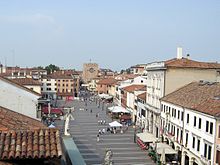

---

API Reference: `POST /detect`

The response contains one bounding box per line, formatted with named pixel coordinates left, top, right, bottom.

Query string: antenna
left=4, top=56, right=7, bottom=67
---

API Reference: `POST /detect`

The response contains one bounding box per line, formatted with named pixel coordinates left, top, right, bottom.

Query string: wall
left=183, top=108, right=216, bottom=164
left=97, top=84, right=108, bottom=94
left=0, top=79, right=39, bottom=119
left=82, top=63, right=99, bottom=83
left=25, top=85, right=41, bottom=94
left=165, top=68, right=218, bottom=95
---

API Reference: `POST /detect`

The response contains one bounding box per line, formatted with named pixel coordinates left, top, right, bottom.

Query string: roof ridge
left=0, top=76, right=41, bottom=96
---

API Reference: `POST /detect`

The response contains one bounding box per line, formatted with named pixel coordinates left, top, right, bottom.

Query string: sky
left=0, top=0, right=219, bottom=71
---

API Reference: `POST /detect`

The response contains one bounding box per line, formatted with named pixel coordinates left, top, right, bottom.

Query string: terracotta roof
left=161, top=81, right=220, bottom=117
left=0, top=129, right=62, bottom=160
left=114, top=74, right=138, bottom=80
left=11, top=78, right=41, bottom=86
left=122, top=85, right=146, bottom=93
left=97, top=78, right=117, bottom=85
left=165, top=58, right=220, bottom=69
left=0, top=106, right=46, bottom=131
left=0, top=76, right=41, bottom=96
left=137, top=92, right=147, bottom=101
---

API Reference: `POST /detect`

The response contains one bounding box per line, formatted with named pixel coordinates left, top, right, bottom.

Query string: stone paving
left=56, top=99, right=155, bottom=165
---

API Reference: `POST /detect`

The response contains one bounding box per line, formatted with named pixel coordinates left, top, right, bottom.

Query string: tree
left=45, top=64, right=60, bottom=74
left=36, top=66, right=44, bottom=70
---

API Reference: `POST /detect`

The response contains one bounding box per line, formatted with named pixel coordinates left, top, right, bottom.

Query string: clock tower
left=82, top=62, right=99, bottom=83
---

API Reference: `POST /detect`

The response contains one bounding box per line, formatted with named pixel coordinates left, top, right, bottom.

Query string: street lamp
left=133, top=125, right=136, bottom=143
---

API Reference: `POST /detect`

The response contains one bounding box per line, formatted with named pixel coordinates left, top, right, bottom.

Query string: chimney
left=177, top=47, right=183, bottom=59
left=186, top=54, right=190, bottom=60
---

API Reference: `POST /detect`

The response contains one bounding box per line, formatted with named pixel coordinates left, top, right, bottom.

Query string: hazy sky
left=0, top=0, right=219, bottom=71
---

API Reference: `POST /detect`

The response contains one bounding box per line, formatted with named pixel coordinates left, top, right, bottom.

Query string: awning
left=99, top=93, right=111, bottom=99
left=109, top=121, right=123, bottom=127
left=42, top=107, right=63, bottom=115
left=150, top=143, right=177, bottom=155
left=108, top=106, right=130, bottom=113
left=136, top=132, right=157, bottom=143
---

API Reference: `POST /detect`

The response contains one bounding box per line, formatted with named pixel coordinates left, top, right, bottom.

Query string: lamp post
left=133, top=125, right=136, bottom=143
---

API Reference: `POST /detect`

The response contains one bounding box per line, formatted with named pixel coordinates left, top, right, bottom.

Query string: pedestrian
left=99, top=129, right=102, bottom=135
left=96, top=113, right=98, bottom=118
left=100, top=120, right=103, bottom=125
left=97, top=134, right=100, bottom=142
left=85, top=108, right=87, bottom=111
left=90, top=109, right=92, bottom=113
left=102, top=128, right=106, bottom=134
left=103, top=120, right=106, bottom=125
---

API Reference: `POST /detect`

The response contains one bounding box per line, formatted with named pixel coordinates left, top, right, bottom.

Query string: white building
left=136, top=92, right=147, bottom=128
left=0, top=76, right=41, bottom=119
left=41, top=75, right=57, bottom=99
left=115, top=76, right=147, bottom=106
left=145, top=47, right=220, bottom=138
left=161, top=81, right=220, bottom=165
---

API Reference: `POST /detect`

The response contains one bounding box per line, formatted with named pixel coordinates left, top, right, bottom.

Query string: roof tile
left=0, top=129, right=62, bottom=160
left=161, top=81, right=220, bottom=116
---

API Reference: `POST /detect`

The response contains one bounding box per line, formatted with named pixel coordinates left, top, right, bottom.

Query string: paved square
left=56, top=99, right=155, bottom=165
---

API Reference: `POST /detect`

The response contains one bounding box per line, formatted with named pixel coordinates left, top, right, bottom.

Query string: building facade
left=145, top=48, right=220, bottom=138
left=82, top=63, right=99, bottom=83
left=161, top=81, right=220, bottom=165
left=0, top=76, right=41, bottom=119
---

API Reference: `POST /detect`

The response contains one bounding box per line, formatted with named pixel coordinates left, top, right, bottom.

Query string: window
left=197, top=139, right=200, bottom=152
left=141, top=109, right=146, bottom=117
left=208, top=146, right=212, bottom=160
left=204, top=143, right=207, bottom=158
left=177, top=128, right=179, bottom=140
left=198, top=118, right=202, bottom=129
left=185, top=132, right=188, bottom=147
left=187, top=114, right=189, bottom=124
left=178, top=110, right=180, bottom=119
left=194, top=116, right=197, bottom=127
left=192, top=137, right=195, bottom=149
left=206, top=121, right=209, bottom=132
left=210, top=122, right=213, bottom=134
left=218, top=125, right=220, bottom=138
left=181, top=112, right=184, bottom=121
left=204, top=143, right=212, bottom=160
left=46, top=88, right=51, bottom=91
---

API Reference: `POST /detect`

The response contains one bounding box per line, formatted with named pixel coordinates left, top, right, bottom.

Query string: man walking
left=97, top=134, right=100, bottom=142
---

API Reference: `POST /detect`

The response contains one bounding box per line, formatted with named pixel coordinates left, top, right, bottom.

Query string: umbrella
left=48, top=124, right=56, bottom=128
left=108, top=106, right=130, bottom=113
left=99, top=93, right=109, bottom=98
left=109, top=121, right=123, bottom=127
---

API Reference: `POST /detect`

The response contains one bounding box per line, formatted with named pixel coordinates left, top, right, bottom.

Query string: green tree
left=45, top=64, right=60, bottom=74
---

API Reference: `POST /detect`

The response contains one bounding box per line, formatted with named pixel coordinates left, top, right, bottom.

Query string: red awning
left=42, top=107, right=63, bottom=115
